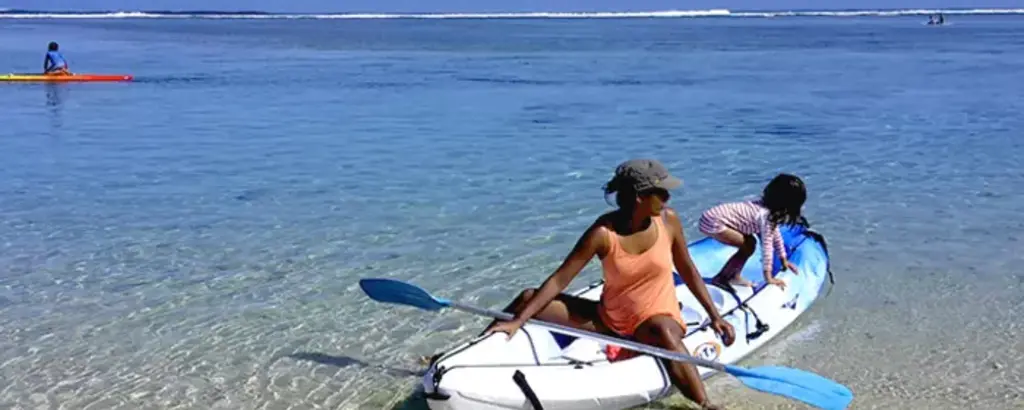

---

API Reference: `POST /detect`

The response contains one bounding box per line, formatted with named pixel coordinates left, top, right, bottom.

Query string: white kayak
left=420, top=225, right=833, bottom=410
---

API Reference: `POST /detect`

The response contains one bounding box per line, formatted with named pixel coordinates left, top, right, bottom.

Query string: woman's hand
left=484, top=318, right=526, bottom=340
left=709, top=317, right=736, bottom=346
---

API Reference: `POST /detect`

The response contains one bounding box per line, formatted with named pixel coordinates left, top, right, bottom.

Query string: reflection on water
left=44, top=83, right=66, bottom=131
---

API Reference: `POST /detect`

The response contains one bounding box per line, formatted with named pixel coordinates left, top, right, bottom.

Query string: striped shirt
left=699, top=200, right=787, bottom=275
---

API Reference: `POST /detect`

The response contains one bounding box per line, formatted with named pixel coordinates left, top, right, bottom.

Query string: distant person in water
left=43, top=42, right=70, bottom=75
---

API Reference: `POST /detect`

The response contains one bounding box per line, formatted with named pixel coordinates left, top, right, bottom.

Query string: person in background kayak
left=484, top=159, right=736, bottom=410
left=43, top=42, right=70, bottom=75
left=698, top=173, right=807, bottom=291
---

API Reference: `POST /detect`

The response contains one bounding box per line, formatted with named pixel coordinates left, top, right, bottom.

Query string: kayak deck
left=0, top=73, right=133, bottom=82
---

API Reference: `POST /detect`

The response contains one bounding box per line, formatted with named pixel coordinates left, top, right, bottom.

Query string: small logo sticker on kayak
left=782, top=293, right=800, bottom=310
left=693, top=342, right=721, bottom=362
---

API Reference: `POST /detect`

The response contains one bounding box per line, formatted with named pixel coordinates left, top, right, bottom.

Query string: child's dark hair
left=761, top=173, right=809, bottom=228
left=48, top=42, right=59, bottom=51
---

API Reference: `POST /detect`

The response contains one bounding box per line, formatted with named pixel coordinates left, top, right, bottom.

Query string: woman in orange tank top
left=483, top=159, right=736, bottom=410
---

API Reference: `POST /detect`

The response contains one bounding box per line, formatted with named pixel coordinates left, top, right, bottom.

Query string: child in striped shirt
left=699, top=174, right=808, bottom=290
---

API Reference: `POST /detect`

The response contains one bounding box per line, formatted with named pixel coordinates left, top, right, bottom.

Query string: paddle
left=359, top=278, right=854, bottom=410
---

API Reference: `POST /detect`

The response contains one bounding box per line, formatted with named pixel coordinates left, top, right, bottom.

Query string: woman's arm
left=665, top=208, right=736, bottom=346
left=664, top=208, right=723, bottom=322
left=509, top=219, right=608, bottom=324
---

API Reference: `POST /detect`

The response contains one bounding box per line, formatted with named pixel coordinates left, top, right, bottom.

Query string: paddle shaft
left=449, top=300, right=730, bottom=373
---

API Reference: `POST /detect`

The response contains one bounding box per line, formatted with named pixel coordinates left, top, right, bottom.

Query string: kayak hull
left=0, top=73, right=133, bottom=82
left=421, top=225, right=832, bottom=410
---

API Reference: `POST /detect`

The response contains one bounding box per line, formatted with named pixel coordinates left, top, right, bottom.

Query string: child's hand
left=766, top=277, right=787, bottom=290
left=783, top=260, right=799, bottom=275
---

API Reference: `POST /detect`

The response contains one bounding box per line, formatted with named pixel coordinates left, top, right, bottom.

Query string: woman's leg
left=423, top=288, right=606, bottom=365
left=481, top=288, right=605, bottom=335
left=633, top=315, right=723, bottom=410
left=709, top=228, right=757, bottom=288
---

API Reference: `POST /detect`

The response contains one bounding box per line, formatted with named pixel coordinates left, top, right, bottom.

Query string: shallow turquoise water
left=1, top=15, right=1023, bottom=410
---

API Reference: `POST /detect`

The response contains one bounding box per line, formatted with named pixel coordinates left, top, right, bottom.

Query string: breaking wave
left=1, top=8, right=1022, bottom=20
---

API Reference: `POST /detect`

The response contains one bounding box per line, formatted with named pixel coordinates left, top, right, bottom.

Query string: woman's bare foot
left=698, top=400, right=725, bottom=410
left=419, top=353, right=442, bottom=366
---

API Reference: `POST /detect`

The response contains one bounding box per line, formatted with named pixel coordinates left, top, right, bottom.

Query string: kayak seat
left=558, top=338, right=607, bottom=363
left=682, top=304, right=705, bottom=324
left=549, top=267, right=746, bottom=352
left=708, top=286, right=727, bottom=310
left=551, top=279, right=725, bottom=350
left=525, top=327, right=574, bottom=363
left=552, top=332, right=577, bottom=349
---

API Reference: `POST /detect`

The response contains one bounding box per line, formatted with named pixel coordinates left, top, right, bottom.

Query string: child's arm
left=775, top=225, right=799, bottom=274
left=760, top=219, right=787, bottom=288
left=775, top=225, right=788, bottom=267
left=759, top=231, right=774, bottom=279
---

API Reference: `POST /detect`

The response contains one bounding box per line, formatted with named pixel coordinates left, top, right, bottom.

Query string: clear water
left=1, top=15, right=1022, bottom=410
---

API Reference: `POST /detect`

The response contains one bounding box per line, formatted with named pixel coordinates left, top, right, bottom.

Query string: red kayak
left=0, top=73, right=134, bottom=82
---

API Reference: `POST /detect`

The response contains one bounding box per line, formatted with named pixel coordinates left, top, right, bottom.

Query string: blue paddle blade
left=725, top=365, right=854, bottom=410
left=358, top=278, right=451, bottom=311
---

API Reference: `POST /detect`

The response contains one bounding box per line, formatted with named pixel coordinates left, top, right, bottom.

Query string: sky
left=1, top=0, right=1021, bottom=13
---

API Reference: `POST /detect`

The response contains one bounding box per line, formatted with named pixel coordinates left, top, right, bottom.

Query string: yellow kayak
left=0, top=73, right=134, bottom=82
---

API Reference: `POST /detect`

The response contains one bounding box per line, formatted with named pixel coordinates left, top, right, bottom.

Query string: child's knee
left=739, top=235, right=757, bottom=255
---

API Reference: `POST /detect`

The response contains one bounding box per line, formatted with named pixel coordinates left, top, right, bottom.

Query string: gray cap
left=604, top=158, right=683, bottom=193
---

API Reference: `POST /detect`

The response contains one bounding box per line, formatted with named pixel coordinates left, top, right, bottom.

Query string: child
left=43, top=42, right=70, bottom=75
left=699, top=173, right=808, bottom=290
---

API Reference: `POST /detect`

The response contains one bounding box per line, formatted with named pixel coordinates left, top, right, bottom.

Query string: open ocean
left=1, top=8, right=1023, bottom=410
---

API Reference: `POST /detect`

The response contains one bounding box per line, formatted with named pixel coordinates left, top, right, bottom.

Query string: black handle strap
left=512, top=370, right=544, bottom=410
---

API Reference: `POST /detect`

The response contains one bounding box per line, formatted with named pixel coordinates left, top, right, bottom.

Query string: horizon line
left=2, top=7, right=1023, bottom=19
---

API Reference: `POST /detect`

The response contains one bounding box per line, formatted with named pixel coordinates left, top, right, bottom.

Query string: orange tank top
left=598, top=215, right=686, bottom=337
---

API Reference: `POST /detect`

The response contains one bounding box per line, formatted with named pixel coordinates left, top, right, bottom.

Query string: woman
left=484, top=158, right=736, bottom=410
